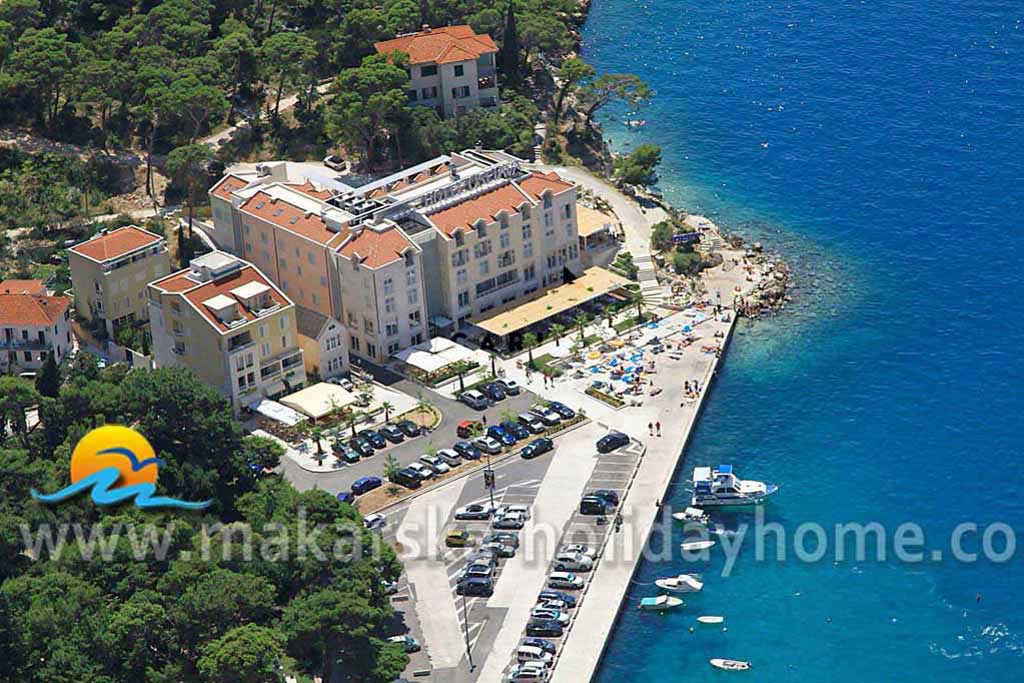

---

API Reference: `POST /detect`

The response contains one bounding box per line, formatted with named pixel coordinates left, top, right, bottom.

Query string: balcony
left=478, top=75, right=497, bottom=91
left=479, top=95, right=500, bottom=108
left=0, top=339, right=48, bottom=351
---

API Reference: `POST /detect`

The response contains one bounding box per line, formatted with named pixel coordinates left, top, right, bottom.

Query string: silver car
left=420, top=454, right=451, bottom=474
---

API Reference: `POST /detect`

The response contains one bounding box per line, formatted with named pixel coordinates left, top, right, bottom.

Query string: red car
left=457, top=420, right=480, bottom=438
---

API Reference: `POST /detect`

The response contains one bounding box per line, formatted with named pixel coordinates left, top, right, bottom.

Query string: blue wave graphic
left=31, top=467, right=211, bottom=510
left=96, top=446, right=164, bottom=472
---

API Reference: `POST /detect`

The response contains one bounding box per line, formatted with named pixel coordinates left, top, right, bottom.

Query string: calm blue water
left=584, top=1, right=1024, bottom=681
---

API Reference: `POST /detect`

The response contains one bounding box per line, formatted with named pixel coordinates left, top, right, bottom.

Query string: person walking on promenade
left=648, top=422, right=654, bottom=436
left=656, top=421, right=661, bottom=436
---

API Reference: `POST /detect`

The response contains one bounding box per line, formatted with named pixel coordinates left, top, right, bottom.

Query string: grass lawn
left=613, top=312, right=652, bottom=333
left=531, top=353, right=564, bottom=377
left=32, top=264, right=57, bottom=282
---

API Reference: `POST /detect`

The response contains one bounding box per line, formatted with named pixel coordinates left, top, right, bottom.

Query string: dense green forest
left=0, top=359, right=407, bottom=683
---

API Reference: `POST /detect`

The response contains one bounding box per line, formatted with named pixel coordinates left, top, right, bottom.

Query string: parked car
left=536, top=599, right=571, bottom=613
left=497, top=504, right=531, bottom=520
left=463, top=562, right=494, bottom=579
left=501, top=420, right=531, bottom=441
left=391, top=468, right=422, bottom=489
left=480, top=382, right=506, bottom=402
left=493, top=511, right=526, bottom=529
left=387, top=634, right=421, bottom=653
left=547, top=572, right=584, bottom=590
left=521, top=437, right=554, bottom=459
left=336, top=491, right=355, bottom=505
left=397, top=420, right=421, bottom=438
left=497, top=378, right=521, bottom=395
left=507, top=663, right=548, bottom=681
left=596, top=431, right=630, bottom=453
left=589, top=489, right=620, bottom=508
left=348, top=437, right=375, bottom=457
left=525, top=619, right=564, bottom=638
left=363, top=513, right=386, bottom=530
left=579, top=495, right=611, bottom=516
left=483, top=541, right=516, bottom=557
left=546, top=401, right=576, bottom=420
left=484, top=531, right=520, bottom=548
left=538, top=590, right=577, bottom=608
left=467, top=550, right=498, bottom=567
left=473, top=435, right=503, bottom=455
left=359, top=429, right=386, bottom=449
left=333, top=442, right=361, bottom=464
left=529, top=404, right=562, bottom=427
left=459, top=390, right=491, bottom=410
left=523, top=637, right=558, bottom=655
left=530, top=607, right=570, bottom=625
left=553, top=553, right=593, bottom=572
left=406, top=462, right=435, bottom=480
left=323, top=154, right=346, bottom=171
left=455, top=577, right=493, bottom=597
left=445, top=530, right=474, bottom=547
left=453, top=441, right=482, bottom=460
left=456, top=419, right=480, bottom=438
left=420, top=453, right=450, bottom=475
left=487, top=425, right=517, bottom=446
left=516, top=645, right=553, bottom=667
left=559, top=544, right=597, bottom=559
left=380, top=424, right=405, bottom=443
left=454, top=503, right=495, bottom=520
left=351, top=476, right=383, bottom=496
left=436, top=448, right=462, bottom=467
left=518, top=413, right=546, bottom=434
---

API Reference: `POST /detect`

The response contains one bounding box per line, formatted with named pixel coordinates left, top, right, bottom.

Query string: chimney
left=422, top=24, right=431, bottom=32
left=475, top=140, right=483, bottom=151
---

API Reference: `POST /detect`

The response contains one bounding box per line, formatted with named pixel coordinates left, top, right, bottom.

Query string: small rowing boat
left=680, top=539, right=716, bottom=552
left=697, top=615, right=724, bottom=624
left=655, top=574, right=704, bottom=593
left=710, top=658, right=750, bottom=671
left=671, top=506, right=710, bottom=525
left=638, top=595, right=684, bottom=611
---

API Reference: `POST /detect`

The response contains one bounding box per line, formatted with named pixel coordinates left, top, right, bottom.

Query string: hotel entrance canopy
left=470, top=267, right=630, bottom=338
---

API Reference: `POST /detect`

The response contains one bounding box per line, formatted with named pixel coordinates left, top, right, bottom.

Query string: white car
left=529, top=404, right=561, bottom=427
left=518, top=413, right=546, bottom=434
left=454, top=503, right=495, bottom=520
left=559, top=543, right=597, bottom=559
left=548, top=572, right=584, bottom=590
left=363, top=513, right=386, bottom=530
left=437, top=448, right=462, bottom=466
left=497, top=504, right=531, bottom=520
left=493, top=511, right=526, bottom=529
left=473, top=436, right=503, bottom=454
left=530, top=607, right=570, bottom=625
left=463, top=562, right=494, bottom=579
left=498, top=378, right=522, bottom=395
left=516, top=645, right=553, bottom=667
left=536, top=599, right=570, bottom=612
left=407, top=462, right=435, bottom=480
left=507, top=663, right=548, bottom=682
left=420, top=454, right=451, bottom=474
left=553, top=553, right=593, bottom=572
left=323, top=154, right=346, bottom=171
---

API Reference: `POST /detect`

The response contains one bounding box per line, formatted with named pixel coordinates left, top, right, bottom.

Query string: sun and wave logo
left=31, top=425, right=211, bottom=510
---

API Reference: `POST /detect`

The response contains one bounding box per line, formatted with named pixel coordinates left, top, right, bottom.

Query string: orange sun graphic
left=69, top=425, right=160, bottom=489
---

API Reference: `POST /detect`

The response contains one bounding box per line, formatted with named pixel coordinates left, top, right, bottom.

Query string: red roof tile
left=375, top=26, right=497, bottom=65
left=240, top=191, right=348, bottom=248
left=0, top=279, right=46, bottom=295
left=69, top=226, right=162, bottom=263
left=287, top=180, right=335, bottom=201
left=337, top=227, right=415, bottom=269
left=427, top=183, right=532, bottom=237
left=210, top=174, right=250, bottom=201
left=172, top=266, right=290, bottom=333
left=0, top=293, right=69, bottom=326
left=518, top=171, right=574, bottom=200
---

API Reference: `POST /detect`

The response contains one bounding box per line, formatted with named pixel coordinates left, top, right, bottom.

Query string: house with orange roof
left=376, top=25, right=500, bottom=118
left=0, top=283, right=72, bottom=375
left=68, top=225, right=170, bottom=340
left=147, top=251, right=306, bottom=413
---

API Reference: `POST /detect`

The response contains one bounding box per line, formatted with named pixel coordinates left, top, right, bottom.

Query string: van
left=517, top=645, right=554, bottom=666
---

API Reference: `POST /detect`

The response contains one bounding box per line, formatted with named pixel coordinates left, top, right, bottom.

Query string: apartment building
left=68, top=226, right=170, bottom=339
left=0, top=280, right=72, bottom=374
left=295, top=306, right=349, bottom=380
left=147, top=252, right=305, bottom=413
left=375, top=25, right=500, bottom=118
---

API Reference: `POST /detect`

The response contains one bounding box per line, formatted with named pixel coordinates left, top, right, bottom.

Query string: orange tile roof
left=0, top=293, right=69, bottom=326
left=240, top=191, right=348, bottom=248
left=0, top=279, right=46, bottom=295
left=69, top=226, right=162, bottom=262
left=375, top=25, right=497, bottom=65
left=427, top=183, right=532, bottom=237
left=210, top=174, right=250, bottom=201
left=149, top=270, right=198, bottom=293
left=177, top=266, right=290, bottom=333
left=518, top=171, right=574, bottom=200
left=287, top=180, right=335, bottom=201
left=337, top=227, right=415, bottom=269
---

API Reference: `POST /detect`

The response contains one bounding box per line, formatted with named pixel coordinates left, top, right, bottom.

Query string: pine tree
left=35, top=353, right=60, bottom=398
left=500, top=1, right=520, bottom=84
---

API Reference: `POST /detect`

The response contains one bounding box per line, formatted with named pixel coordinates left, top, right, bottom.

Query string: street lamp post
left=462, top=591, right=475, bottom=670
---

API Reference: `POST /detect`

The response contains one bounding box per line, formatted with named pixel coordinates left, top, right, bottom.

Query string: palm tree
left=348, top=410, right=361, bottom=437
left=522, top=332, right=539, bottom=369
left=549, top=323, right=566, bottom=347
left=381, top=400, right=395, bottom=422
left=603, top=303, right=615, bottom=328
left=631, top=288, right=647, bottom=322
left=576, top=313, right=593, bottom=345
left=500, top=409, right=518, bottom=424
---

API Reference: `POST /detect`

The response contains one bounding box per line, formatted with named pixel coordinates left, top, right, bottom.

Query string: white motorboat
left=655, top=574, right=704, bottom=593
left=638, top=595, right=683, bottom=611
left=697, top=615, right=724, bottom=624
left=691, top=465, right=779, bottom=507
left=672, top=506, right=710, bottom=525
left=710, top=659, right=750, bottom=671
left=680, top=539, right=716, bottom=552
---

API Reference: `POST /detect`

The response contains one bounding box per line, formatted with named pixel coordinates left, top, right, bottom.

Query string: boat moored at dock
left=671, top=506, right=710, bottom=524
left=638, top=595, right=684, bottom=611
left=655, top=574, right=704, bottom=593
left=691, top=465, right=778, bottom=507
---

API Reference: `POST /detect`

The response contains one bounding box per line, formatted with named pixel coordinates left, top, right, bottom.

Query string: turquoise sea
left=584, top=1, right=1024, bottom=681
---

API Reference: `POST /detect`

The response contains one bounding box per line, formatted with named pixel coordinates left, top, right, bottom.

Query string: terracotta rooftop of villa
left=69, top=226, right=163, bottom=263
left=337, top=227, right=415, bottom=268
left=210, top=173, right=251, bottom=201
left=0, top=279, right=47, bottom=295
left=375, top=25, right=497, bottom=65
left=239, top=191, right=348, bottom=247
left=518, top=171, right=574, bottom=200
left=0, top=292, right=69, bottom=326
left=426, top=183, right=533, bottom=237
